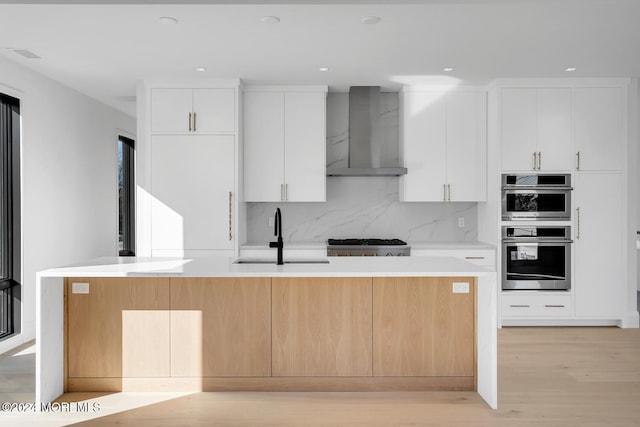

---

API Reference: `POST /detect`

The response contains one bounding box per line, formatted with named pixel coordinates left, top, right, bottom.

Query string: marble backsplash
left=245, top=91, right=478, bottom=244
left=247, top=177, right=477, bottom=243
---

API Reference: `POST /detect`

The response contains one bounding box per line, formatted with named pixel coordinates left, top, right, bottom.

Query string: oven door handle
left=502, top=186, right=573, bottom=191
left=502, top=239, right=573, bottom=244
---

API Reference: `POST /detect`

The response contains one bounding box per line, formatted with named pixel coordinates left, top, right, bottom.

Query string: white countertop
left=242, top=241, right=494, bottom=250
left=410, top=241, right=495, bottom=250
left=38, top=256, right=493, bottom=278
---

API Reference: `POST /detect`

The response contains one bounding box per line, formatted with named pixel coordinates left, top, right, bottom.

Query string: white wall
left=0, top=55, right=135, bottom=353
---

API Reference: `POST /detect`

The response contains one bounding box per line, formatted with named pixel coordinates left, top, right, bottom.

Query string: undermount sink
left=234, top=258, right=330, bottom=265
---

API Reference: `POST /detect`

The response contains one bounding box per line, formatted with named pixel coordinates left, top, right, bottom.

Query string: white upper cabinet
left=400, top=89, right=487, bottom=202
left=501, top=88, right=572, bottom=172
left=244, top=87, right=327, bottom=202
left=243, top=91, right=284, bottom=202
left=283, top=92, right=327, bottom=202
left=574, top=87, right=624, bottom=171
left=151, top=88, right=235, bottom=133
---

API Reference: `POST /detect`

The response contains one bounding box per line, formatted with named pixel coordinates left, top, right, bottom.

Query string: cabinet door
left=272, top=277, right=373, bottom=377
left=401, top=91, right=447, bottom=201
left=373, top=277, right=475, bottom=377
left=574, top=87, right=623, bottom=171
left=170, top=277, right=271, bottom=377
left=501, top=88, right=537, bottom=171
left=574, top=173, right=623, bottom=317
left=446, top=91, right=487, bottom=201
left=284, top=92, right=326, bottom=202
left=67, top=278, right=170, bottom=378
left=192, top=88, right=236, bottom=133
left=536, top=88, right=572, bottom=171
left=151, top=135, right=235, bottom=251
left=243, top=91, right=285, bottom=202
left=151, top=88, right=193, bottom=133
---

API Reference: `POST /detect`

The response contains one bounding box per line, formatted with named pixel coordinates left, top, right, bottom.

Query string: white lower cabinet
left=573, top=173, right=624, bottom=317
left=151, top=135, right=235, bottom=253
left=410, top=247, right=495, bottom=269
left=501, top=293, right=572, bottom=317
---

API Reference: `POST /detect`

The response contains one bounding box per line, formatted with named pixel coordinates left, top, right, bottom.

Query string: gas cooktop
left=327, top=238, right=407, bottom=246
left=327, top=238, right=410, bottom=256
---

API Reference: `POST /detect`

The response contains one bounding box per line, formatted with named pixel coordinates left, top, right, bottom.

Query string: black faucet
left=269, top=208, right=284, bottom=265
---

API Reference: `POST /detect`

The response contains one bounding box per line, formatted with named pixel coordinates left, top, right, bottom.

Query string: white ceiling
left=1, top=0, right=639, bottom=118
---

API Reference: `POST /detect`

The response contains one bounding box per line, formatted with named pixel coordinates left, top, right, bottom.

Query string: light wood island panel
left=373, top=277, right=476, bottom=377
left=170, top=277, right=271, bottom=377
left=64, top=275, right=477, bottom=392
left=66, top=277, right=171, bottom=379
left=272, top=277, right=373, bottom=377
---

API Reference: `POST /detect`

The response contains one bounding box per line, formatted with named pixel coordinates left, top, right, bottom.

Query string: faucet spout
left=269, top=208, right=284, bottom=265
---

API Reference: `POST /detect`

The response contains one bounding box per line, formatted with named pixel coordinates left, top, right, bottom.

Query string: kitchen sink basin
left=234, top=258, right=330, bottom=265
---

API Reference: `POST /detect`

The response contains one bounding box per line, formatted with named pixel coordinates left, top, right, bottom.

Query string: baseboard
left=66, top=376, right=476, bottom=393
left=501, top=318, right=621, bottom=327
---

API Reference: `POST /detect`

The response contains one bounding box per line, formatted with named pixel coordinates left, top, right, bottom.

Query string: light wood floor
left=2, top=327, right=640, bottom=426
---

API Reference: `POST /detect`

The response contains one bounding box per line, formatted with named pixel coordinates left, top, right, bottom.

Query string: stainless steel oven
left=502, top=174, right=572, bottom=221
left=502, top=226, right=572, bottom=290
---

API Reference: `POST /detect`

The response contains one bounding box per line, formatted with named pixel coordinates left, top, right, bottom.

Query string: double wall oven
left=501, top=174, right=573, bottom=291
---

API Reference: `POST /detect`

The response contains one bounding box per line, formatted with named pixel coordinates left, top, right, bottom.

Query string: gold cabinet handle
left=537, top=152, right=542, bottom=170
left=532, top=152, right=537, bottom=170
left=188, top=112, right=192, bottom=132
left=465, top=256, right=485, bottom=260
left=545, top=304, right=565, bottom=308
left=281, top=183, right=284, bottom=201
left=443, top=184, right=447, bottom=201
left=510, top=304, right=530, bottom=308
left=285, top=183, right=288, bottom=201
left=447, top=184, right=451, bottom=202
left=228, top=191, right=233, bottom=241
left=576, top=207, right=580, bottom=239
left=193, top=112, right=197, bottom=132
left=576, top=151, right=581, bottom=170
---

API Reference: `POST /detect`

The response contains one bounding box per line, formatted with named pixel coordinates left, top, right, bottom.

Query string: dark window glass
left=118, top=135, right=135, bottom=256
left=1, top=93, right=21, bottom=340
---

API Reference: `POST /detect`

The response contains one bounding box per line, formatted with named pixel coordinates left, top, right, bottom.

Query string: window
left=1, top=93, right=21, bottom=340
left=118, top=135, right=135, bottom=256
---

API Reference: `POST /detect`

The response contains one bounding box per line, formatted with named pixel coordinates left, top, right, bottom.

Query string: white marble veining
left=248, top=91, right=478, bottom=244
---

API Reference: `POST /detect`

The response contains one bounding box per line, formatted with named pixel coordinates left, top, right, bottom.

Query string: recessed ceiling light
left=443, top=67, right=454, bottom=72
left=158, top=16, right=178, bottom=25
left=319, top=67, right=330, bottom=72
left=194, top=67, right=207, bottom=72
left=260, top=16, right=280, bottom=24
left=361, top=16, right=381, bottom=25
left=565, top=67, right=577, bottom=72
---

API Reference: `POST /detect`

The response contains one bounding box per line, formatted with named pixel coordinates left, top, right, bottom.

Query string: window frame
left=0, top=92, right=21, bottom=340
left=118, top=134, right=135, bottom=257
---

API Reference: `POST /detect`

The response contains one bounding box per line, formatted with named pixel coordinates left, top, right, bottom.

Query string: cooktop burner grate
left=327, top=238, right=407, bottom=246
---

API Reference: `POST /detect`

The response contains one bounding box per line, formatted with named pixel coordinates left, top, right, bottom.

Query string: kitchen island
left=36, top=256, right=497, bottom=408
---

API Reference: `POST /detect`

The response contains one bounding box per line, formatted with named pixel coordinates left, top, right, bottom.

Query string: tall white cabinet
left=150, top=135, right=235, bottom=252
left=573, top=173, right=623, bottom=317
left=243, top=86, right=327, bottom=202
left=492, top=79, right=636, bottom=328
left=400, top=88, right=487, bottom=202
left=137, top=79, right=241, bottom=257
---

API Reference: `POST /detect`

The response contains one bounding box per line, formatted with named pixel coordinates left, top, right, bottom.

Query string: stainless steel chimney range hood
left=326, top=86, right=407, bottom=177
